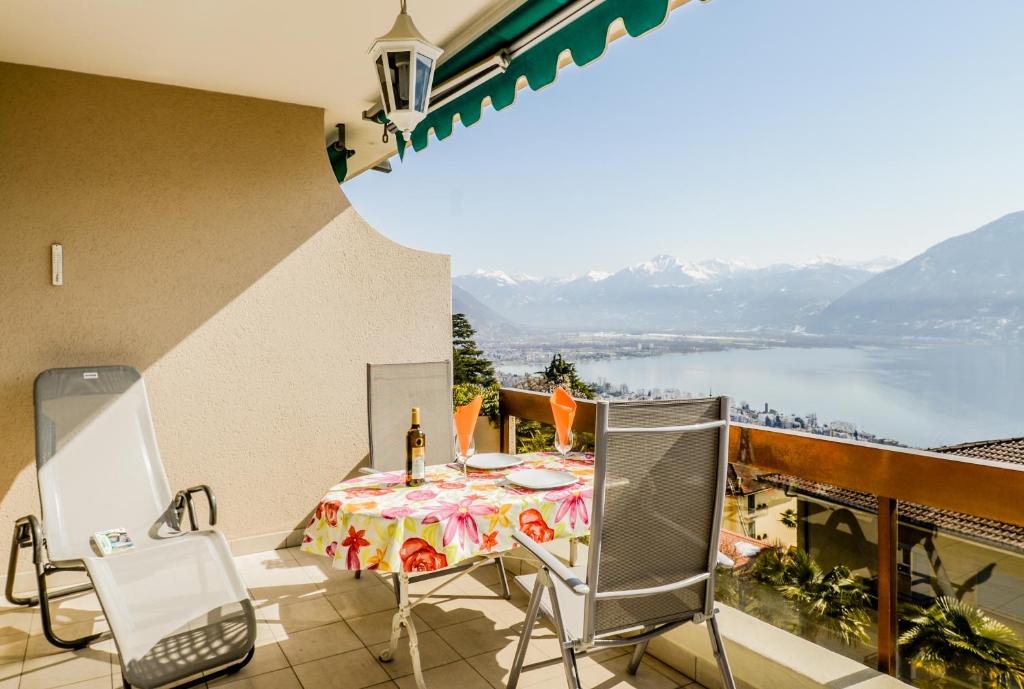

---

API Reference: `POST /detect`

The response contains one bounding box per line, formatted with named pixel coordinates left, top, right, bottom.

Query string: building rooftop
left=764, top=437, right=1024, bottom=553
left=932, top=436, right=1024, bottom=466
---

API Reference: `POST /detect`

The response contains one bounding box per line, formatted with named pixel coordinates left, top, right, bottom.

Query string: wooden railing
left=498, top=387, right=1024, bottom=675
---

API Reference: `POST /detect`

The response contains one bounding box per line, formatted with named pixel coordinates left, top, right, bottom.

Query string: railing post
left=877, top=496, right=898, bottom=675
left=501, top=414, right=516, bottom=454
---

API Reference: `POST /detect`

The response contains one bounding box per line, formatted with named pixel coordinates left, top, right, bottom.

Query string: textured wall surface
left=0, top=63, right=451, bottom=566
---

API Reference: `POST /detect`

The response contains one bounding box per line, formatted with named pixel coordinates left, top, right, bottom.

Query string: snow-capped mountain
left=456, top=213, right=1024, bottom=341
left=454, top=256, right=896, bottom=333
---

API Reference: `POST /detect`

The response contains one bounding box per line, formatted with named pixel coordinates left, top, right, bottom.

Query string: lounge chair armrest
left=511, top=530, right=589, bottom=595
left=174, top=485, right=217, bottom=530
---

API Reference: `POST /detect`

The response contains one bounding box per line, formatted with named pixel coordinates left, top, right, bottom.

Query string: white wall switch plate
left=51, top=243, right=63, bottom=286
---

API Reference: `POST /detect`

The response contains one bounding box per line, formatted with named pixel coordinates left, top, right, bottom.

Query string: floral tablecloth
left=301, top=452, right=594, bottom=573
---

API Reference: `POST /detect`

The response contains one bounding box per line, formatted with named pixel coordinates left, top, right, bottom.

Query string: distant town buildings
left=497, top=370, right=906, bottom=447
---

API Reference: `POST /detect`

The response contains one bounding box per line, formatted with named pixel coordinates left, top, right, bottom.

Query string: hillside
left=814, top=212, right=1024, bottom=340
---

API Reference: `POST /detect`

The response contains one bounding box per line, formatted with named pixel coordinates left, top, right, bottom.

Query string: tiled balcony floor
left=0, top=546, right=705, bottom=689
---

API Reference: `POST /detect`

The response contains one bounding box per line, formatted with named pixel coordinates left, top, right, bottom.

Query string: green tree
left=538, top=353, right=595, bottom=399
left=900, top=597, right=1024, bottom=688
left=452, top=382, right=499, bottom=423
left=513, top=353, right=595, bottom=452
left=452, top=313, right=496, bottom=387
left=750, top=546, right=871, bottom=645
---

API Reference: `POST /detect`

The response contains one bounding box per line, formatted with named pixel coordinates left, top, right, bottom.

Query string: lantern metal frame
left=368, top=0, right=443, bottom=142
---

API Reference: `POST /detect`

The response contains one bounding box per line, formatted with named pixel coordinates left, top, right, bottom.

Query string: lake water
left=498, top=345, right=1024, bottom=448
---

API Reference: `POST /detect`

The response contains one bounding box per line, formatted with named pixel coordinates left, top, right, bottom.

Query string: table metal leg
left=378, top=572, right=427, bottom=689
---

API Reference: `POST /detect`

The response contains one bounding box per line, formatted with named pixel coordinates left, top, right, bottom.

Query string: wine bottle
left=406, top=407, right=426, bottom=487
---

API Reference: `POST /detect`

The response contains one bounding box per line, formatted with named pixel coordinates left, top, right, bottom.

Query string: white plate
left=465, top=452, right=524, bottom=470
left=506, top=468, right=578, bottom=491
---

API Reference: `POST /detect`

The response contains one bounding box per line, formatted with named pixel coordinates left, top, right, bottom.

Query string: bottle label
left=412, top=446, right=425, bottom=480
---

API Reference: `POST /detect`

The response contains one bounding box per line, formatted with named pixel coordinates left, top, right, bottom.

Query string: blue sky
left=345, top=0, right=1024, bottom=277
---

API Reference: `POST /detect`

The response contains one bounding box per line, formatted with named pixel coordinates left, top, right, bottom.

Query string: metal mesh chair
left=367, top=361, right=454, bottom=472
left=507, top=397, right=736, bottom=689
left=6, top=366, right=256, bottom=689
left=365, top=362, right=509, bottom=599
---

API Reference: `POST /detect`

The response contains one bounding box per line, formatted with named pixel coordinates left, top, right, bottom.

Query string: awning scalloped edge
left=398, top=0, right=676, bottom=157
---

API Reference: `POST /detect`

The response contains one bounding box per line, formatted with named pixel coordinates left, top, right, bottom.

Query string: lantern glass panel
left=375, top=55, right=391, bottom=113
left=387, top=50, right=412, bottom=110
left=413, top=53, right=434, bottom=113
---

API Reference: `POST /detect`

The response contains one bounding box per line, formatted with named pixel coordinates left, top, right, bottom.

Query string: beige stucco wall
left=0, top=62, right=451, bottom=566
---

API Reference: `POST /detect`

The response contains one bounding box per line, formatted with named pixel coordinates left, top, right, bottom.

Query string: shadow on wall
left=0, top=63, right=346, bottom=510
left=0, top=62, right=451, bottom=560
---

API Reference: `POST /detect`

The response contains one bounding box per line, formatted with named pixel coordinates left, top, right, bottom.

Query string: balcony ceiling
left=0, top=0, right=526, bottom=177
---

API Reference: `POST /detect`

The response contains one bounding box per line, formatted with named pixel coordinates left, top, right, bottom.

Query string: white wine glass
left=455, top=435, right=475, bottom=477
left=554, top=429, right=573, bottom=465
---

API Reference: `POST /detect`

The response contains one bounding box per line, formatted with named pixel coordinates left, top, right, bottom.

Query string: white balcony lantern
left=368, top=0, right=443, bottom=142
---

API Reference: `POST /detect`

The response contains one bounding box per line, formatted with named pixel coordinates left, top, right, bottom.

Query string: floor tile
left=641, top=654, right=694, bottom=686
left=0, top=545, right=706, bottom=689
left=433, top=615, right=522, bottom=658
left=577, top=651, right=680, bottom=689
left=19, top=646, right=113, bottom=689
left=407, top=595, right=486, bottom=630
left=262, top=596, right=341, bottom=639
left=346, top=610, right=430, bottom=647
left=0, top=634, right=27, bottom=666
left=413, top=583, right=524, bottom=631
left=369, top=630, right=460, bottom=679
left=238, top=550, right=320, bottom=606
left=0, top=604, right=36, bottom=643
left=276, top=620, right=362, bottom=667
left=216, top=666, right=302, bottom=689
left=292, top=648, right=391, bottom=689
left=24, top=623, right=109, bottom=661
left=293, top=551, right=386, bottom=595
left=326, top=584, right=399, bottom=619
left=207, top=621, right=289, bottom=686
left=60, top=676, right=113, bottom=689
left=393, top=660, right=491, bottom=689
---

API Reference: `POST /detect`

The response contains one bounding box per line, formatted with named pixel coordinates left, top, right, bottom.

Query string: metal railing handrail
left=497, top=386, right=1024, bottom=675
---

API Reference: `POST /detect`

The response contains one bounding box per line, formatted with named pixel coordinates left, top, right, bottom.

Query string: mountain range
left=453, top=212, right=1024, bottom=341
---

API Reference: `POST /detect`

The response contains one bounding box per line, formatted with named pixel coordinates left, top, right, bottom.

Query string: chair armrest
left=174, top=485, right=217, bottom=530
left=511, top=530, right=589, bottom=595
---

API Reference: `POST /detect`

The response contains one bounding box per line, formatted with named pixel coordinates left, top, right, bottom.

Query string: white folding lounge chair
left=6, top=366, right=256, bottom=689
left=366, top=361, right=509, bottom=599
left=507, top=397, right=737, bottom=689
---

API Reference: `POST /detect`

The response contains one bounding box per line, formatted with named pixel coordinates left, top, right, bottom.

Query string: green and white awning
left=333, top=0, right=690, bottom=181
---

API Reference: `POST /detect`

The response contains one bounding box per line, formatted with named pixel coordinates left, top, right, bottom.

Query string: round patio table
left=301, top=451, right=594, bottom=689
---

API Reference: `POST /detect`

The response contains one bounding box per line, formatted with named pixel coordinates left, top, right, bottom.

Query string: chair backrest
left=367, top=361, right=454, bottom=472
left=34, top=366, right=173, bottom=562
left=584, top=396, right=730, bottom=640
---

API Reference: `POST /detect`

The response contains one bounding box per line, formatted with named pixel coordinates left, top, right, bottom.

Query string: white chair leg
left=543, top=569, right=582, bottom=689
left=507, top=575, right=544, bottom=689
left=707, top=615, right=737, bottom=689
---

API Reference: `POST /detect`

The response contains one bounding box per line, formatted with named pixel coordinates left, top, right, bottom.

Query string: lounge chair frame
left=6, top=490, right=255, bottom=688
left=5, top=366, right=255, bottom=689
